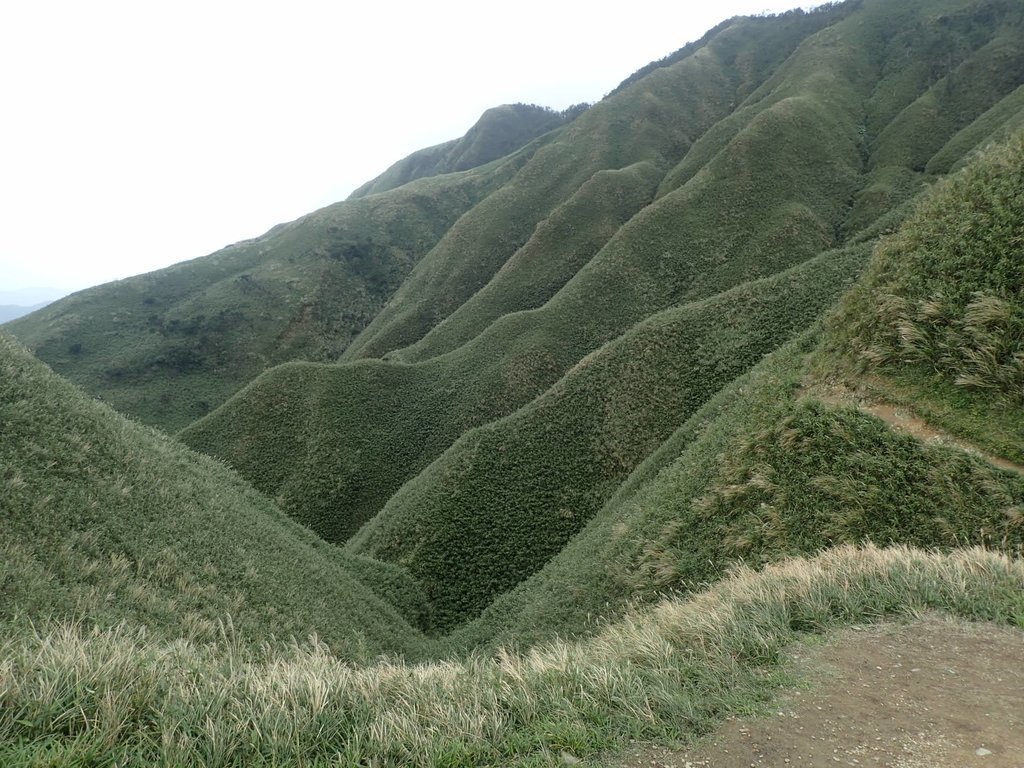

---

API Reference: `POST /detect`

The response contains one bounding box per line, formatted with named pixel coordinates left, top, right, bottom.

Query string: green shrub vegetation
left=348, top=247, right=868, bottom=631
left=447, top=321, right=1023, bottom=652
left=4, top=154, right=524, bottom=432
left=349, top=103, right=581, bottom=199
left=820, top=131, right=1024, bottom=458
left=0, top=333, right=429, bottom=657
left=4, top=1, right=1024, bottom=764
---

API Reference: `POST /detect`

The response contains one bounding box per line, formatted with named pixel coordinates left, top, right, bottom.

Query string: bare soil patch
left=611, top=615, right=1024, bottom=768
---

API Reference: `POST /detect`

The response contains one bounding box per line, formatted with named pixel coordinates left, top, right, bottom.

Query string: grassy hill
left=818, top=131, right=1024, bottom=459
left=3, top=546, right=1022, bottom=766
left=4, top=1, right=1024, bottom=764
left=0, top=332, right=429, bottom=659
left=182, top=0, right=1024, bottom=558
left=349, top=103, right=584, bottom=199
left=3, top=153, right=525, bottom=432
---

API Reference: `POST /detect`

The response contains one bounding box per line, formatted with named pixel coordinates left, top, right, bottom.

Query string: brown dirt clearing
left=610, top=614, right=1024, bottom=768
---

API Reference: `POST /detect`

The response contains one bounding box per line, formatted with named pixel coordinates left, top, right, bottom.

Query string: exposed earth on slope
left=612, top=614, right=1024, bottom=767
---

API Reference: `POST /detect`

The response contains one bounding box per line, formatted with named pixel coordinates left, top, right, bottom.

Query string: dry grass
left=2, top=544, right=1022, bottom=766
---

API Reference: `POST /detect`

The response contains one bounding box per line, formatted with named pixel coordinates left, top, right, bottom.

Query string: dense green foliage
left=0, top=333, right=428, bottom=658
left=826, top=135, right=1024, bottom=396
left=448, top=321, right=1024, bottom=651
left=4, top=156, right=523, bottom=432
left=820, top=132, right=1024, bottom=459
left=5, top=2, right=1024, bottom=763
left=348, top=247, right=867, bottom=631
left=349, top=103, right=581, bottom=198
left=182, top=0, right=1024, bottom=566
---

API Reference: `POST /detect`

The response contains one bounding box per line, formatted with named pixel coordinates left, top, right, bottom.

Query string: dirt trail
left=613, top=615, right=1024, bottom=768
left=798, top=382, right=1024, bottom=476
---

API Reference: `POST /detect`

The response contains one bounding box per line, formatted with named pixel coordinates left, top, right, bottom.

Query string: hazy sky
left=1, top=1, right=806, bottom=294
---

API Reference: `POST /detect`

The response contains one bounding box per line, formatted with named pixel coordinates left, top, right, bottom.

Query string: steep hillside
left=13, top=0, right=1023, bottom=441
left=352, top=0, right=1024, bottom=363
left=448, top=324, right=1024, bottom=651
left=5, top=2, right=1024, bottom=764
left=4, top=154, right=525, bottom=432
left=182, top=0, right=1024, bottom=561
left=348, top=103, right=582, bottom=198
left=818, top=131, right=1024, bottom=459
left=345, top=247, right=867, bottom=630
left=0, top=333, right=428, bottom=658
left=339, top=6, right=849, bottom=362
left=447, top=127, right=1024, bottom=651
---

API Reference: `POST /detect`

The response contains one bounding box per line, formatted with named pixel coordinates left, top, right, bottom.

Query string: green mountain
left=3, top=1, right=1024, bottom=764
left=0, top=331, right=429, bottom=659
left=4, top=154, right=526, bottom=431
left=348, top=102, right=586, bottom=199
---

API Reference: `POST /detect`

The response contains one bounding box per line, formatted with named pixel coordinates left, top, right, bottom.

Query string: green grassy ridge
left=392, top=161, right=663, bottom=360
left=181, top=358, right=458, bottom=543
left=855, top=0, right=1015, bottom=141
left=346, top=245, right=867, bottom=632
left=349, top=103, right=579, bottom=199
left=605, top=5, right=852, bottom=105
left=3, top=545, right=1023, bottom=767
left=444, top=332, right=824, bottom=652
left=925, top=85, right=1024, bottom=175
left=867, top=2, right=1024, bottom=173
left=840, top=0, right=1024, bottom=231
left=654, top=0, right=921, bottom=199
left=658, top=0, right=1023, bottom=235
left=184, top=3, right=1012, bottom=550
left=4, top=155, right=523, bottom=433
left=0, top=332, right=429, bottom=659
left=400, top=0, right=1021, bottom=366
left=652, top=0, right=882, bottom=201
left=404, top=89, right=864, bottom=367
left=818, top=131, right=1024, bottom=456
left=182, top=40, right=876, bottom=542
left=185, top=0, right=1023, bottom=570
left=340, top=9, right=818, bottom=363
left=182, top=162, right=863, bottom=547
left=452, top=319, right=1024, bottom=653
left=418, top=9, right=856, bottom=361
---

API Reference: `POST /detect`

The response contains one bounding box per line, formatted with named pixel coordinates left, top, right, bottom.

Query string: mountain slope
left=181, top=0, right=1024, bottom=559
left=7, top=0, right=1024, bottom=648
left=348, top=103, right=583, bottom=198
left=4, top=3, right=1024, bottom=764
left=817, top=129, right=1024, bottom=459
left=4, top=154, right=525, bottom=432
left=451, top=128, right=1024, bottom=651
left=0, top=332, right=428, bottom=658
left=340, top=6, right=849, bottom=363
left=344, top=246, right=867, bottom=630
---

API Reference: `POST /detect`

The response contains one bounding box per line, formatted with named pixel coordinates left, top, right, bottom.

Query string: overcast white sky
left=0, top=1, right=806, bottom=295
